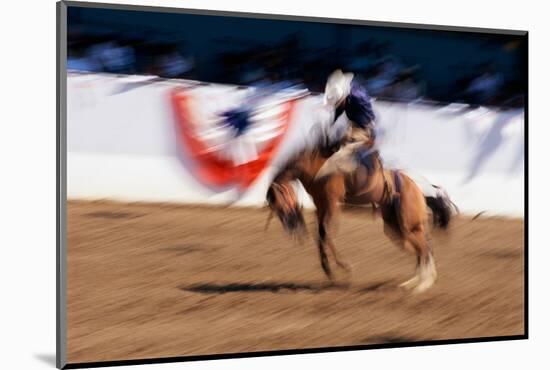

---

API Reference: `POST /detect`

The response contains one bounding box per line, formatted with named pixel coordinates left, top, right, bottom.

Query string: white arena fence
left=67, top=72, right=525, bottom=217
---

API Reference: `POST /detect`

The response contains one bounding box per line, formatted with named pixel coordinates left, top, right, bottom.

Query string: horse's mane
left=271, top=145, right=329, bottom=185
left=271, top=150, right=307, bottom=182
left=271, top=108, right=339, bottom=182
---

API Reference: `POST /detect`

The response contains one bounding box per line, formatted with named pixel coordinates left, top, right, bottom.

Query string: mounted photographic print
left=57, top=1, right=527, bottom=368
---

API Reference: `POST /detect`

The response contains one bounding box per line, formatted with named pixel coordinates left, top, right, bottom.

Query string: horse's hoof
left=413, top=276, right=435, bottom=294
left=399, top=276, right=420, bottom=290
left=411, top=279, right=435, bottom=294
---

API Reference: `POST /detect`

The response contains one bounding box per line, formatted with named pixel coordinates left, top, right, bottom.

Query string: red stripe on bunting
left=171, top=88, right=296, bottom=189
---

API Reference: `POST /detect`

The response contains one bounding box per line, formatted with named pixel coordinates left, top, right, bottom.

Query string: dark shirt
left=334, top=78, right=375, bottom=129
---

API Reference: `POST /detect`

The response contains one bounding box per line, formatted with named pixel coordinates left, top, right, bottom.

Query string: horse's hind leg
left=415, top=250, right=437, bottom=293
left=399, top=254, right=421, bottom=289
left=381, top=205, right=420, bottom=287
left=401, top=227, right=437, bottom=293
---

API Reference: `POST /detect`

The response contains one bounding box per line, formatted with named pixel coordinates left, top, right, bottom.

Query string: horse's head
left=265, top=182, right=306, bottom=236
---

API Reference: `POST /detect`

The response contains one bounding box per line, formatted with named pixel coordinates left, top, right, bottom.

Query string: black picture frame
left=57, top=1, right=528, bottom=368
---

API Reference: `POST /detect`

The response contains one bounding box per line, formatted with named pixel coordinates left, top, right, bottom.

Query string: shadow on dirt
left=180, top=280, right=396, bottom=294
left=181, top=282, right=348, bottom=294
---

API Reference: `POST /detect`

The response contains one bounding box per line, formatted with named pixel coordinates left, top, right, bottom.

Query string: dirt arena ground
left=66, top=200, right=525, bottom=364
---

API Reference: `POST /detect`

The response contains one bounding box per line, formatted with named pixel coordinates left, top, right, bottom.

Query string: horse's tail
left=425, top=186, right=459, bottom=229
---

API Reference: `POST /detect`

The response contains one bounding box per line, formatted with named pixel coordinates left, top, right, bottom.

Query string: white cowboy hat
left=323, top=69, right=354, bottom=107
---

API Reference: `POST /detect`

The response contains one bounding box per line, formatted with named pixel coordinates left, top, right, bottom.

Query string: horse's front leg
left=326, top=235, right=352, bottom=273
left=317, top=221, right=333, bottom=280
left=316, top=196, right=351, bottom=280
